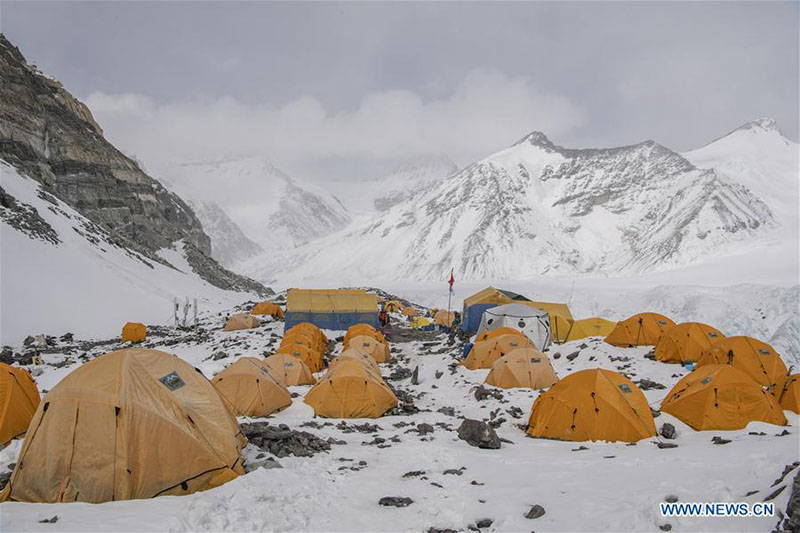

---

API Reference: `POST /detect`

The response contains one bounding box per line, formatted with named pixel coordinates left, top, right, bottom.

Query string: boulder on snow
left=525, top=505, right=546, bottom=519
left=379, top=496, right=413, bottom=507
left=457, top=419, right=501, bottom=449
left=660, top=423, right=676, bottom=440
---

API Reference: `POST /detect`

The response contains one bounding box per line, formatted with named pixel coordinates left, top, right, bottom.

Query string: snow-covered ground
left=0, top=302, right=797, bottom=532
left=0, top=162, right=256, bottom=346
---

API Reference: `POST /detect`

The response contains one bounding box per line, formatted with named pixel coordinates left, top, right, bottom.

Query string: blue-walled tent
left=285, top=289, right=379, bottom=331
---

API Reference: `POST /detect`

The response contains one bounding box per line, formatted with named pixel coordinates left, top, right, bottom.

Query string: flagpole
left=447, top=268, right=454, bottom=329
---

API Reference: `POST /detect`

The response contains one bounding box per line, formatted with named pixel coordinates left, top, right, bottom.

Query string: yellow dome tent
left=434, top=310, right=456, bottom=327
left=280, top=332, right=326, bottom=354
left=264, top=353, right=315, bottom=386
left=660, top=365, right=787, bottom=430
left=275, top=344, right=325, bottom=373
left=284, top=324, right=328, bottom=353
left=122, top=322, right=146, bottom=343
left=526, top=301, right=574, bottom=343
left=410, top=317, right=432, bottom=329
left=463, top=334, right=535, bottom=370
left=696, top=336, right=788, bottom=389
left=384, top=300, right=402, bottom=313
left=0, top=363, right=40, bottom=446
left=347, top=334, right=391, bottom=363
left=251, top=301, right=284, bottom=318
left=527, top=368, right=656, bottom=443
left=777, top=374, right=800, bottom=414
left=401, top=307, right=420, bottom=317
left=654, top=322, right=724, bottom=364
left=0, top=348, right=244, bottom=503
left=212, top=358, right=292, bottom=417
left=605, top=312, right=675, bottom=347
left=224, top=313, right=260, bottom=332
left=564, top=318, right=617, bottom=342
left=484, top=348, right=558, bottom=390
left=304, top=360, right=397, bottom=418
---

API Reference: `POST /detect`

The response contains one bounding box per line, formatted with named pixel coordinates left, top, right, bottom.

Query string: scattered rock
left=437, top=406, right=456, bottom=417
left=711, top=436, right=731, bottom=445
left=658, top=524, right=672, bottom=531
left=665, top=495, right=678, bottom=503
left=660, top=423, right=676, bottom=440
left=476, top=518, right=493, bottom=528
left=748, top=431, right=766, bottom=436
left=525, top=505, right=546, bottom=519
left=443, top=467, right=466, bottom=476
left=416, top=423, right=434, bottom=436
left=39, top=516, right=59, bottom=524
left=777, top=429, right=791, bottom=437
left=636, top=378, right=666, bottom=390
left=0, top=347, right=13, bottom=365
left=657, top=442, right=679, bottom=449
left=411, top=366, right=419, bottom=385
left=435, top=370, right=443, bottom=379
left=651, top=408, right=661, bottom=418
left=212, top=351, right=227, bottom=360
left=457, top=419, right=501, bottom=449
left=471, top=480, right=485, bottom=486
left=571, top=446, right=589, bottom=452
left=244, top=456, right=283, bottom=472
left=764, top=485, right=786, bottom=501
left=552, top=352, right=561, bottom=359
left=403, top=470, right=426, bottom=478
left=566, top=351, right=580, bottom=361
left=783, top=470, right=800, bottom=531
left=379, top=496, right=413, bottom=507
left=242, top=422, right=337, bottom=457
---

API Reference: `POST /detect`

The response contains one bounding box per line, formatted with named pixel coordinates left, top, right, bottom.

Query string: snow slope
left=0, top=302, right=796, bottom=532
left=240, top=125, right=781, bottom=284
left=0, top=162, right=257, bottom=345
left=158, top=157, right=350, bottom=256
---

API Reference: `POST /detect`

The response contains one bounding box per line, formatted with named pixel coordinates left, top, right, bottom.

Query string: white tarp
left=477, top=303, right=552, bottom=350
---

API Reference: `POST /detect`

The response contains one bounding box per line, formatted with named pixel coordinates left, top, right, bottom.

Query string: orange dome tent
left=224, top=313, right=260, bottom=332
left=212, top=358, right=292, bottom=417
left=344, top=324, right=386, bottom=347
left=660, top=365, right=787, bottom=430
left=475, top=327, right=528, bottom=343
left=485, top=349, right=558, bottom=390
left=0, top=348, right=244, bottom=503
left=264, top=353, right=316, bottom=386
left=0, top=363, right=40, bottom=446
left=401, top=307, right=420, bottom=317
left=463, top=334, right=535, bottom=370
left=304, top=360, right=397, bottom=418
left=696, top=336, right=788, bottom=389
left=122, top=322, right=146, bottom=343
left=328, top=348, right=381, bottom=375
left=654, top=322, right=724, bottom=364
left=527, top=368, right=656, bottom=443
left=275, top=344, right=325, bottom=373
left=251, top=301, right=284, bottom=318
left=434, top=310, right=456, bottom=327
left=777, top=374, right=800, bottom=414
left=347, top=335, right=391, bottom=363
left=605, top=312, right=675, bottom=347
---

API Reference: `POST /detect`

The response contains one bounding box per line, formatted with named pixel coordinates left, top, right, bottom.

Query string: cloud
left=85, top=68, right=584, bottom=181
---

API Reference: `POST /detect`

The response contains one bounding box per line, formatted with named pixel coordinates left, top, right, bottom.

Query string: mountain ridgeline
left=240, top=123, right=789, bottom=283
left=0, top=34, right=269, bottom=296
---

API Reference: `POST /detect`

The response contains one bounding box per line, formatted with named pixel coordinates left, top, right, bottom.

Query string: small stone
left=566, top=351, right=580, bottom=361
left=403, top=470, right=425, bottom=478
left=417, top=423, right=434, bottom=435
left=711, top=436, right=731, bottom=445
left=476, top=518, right=493, bottom=528
left=659, top=524, right=672, bottom=531
left=39, top=516, right=59, bottom=524
left=660, top=423, right=676, bottom=440
left=379, top=496, right=413, bottom=507
left=571, top=446, right=589, bottom=451
left=665, top=495, right=678, bottom=503
left=657, top=442, right=679, bottom=449
left=457, top=419, right=501, bottom=449
left=525, top=505, right=546, bottom=519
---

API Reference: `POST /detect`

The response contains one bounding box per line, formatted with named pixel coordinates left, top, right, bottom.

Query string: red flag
left=448, top=269, right=455, bottom=288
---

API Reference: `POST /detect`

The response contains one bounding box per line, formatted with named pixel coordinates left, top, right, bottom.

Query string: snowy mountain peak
left=513, top=131, right=558, bottom=151
left=736, top=117, right=779, bottom=133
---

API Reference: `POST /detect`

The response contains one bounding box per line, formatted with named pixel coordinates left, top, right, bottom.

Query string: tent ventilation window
left=618, top=384, right=632, bottom=394
left=487, top=319, right=494, bottom=325
left=518, top=320, right=526, bottom=328
left=159, top=371, right=185, bottom=391
left=530, top=357, right=541, bottom=363
left=700, top=377, right=712, bottom=385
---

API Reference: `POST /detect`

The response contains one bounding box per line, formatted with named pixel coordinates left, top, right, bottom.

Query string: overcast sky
left=3, top=1, right=798, bottom=183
